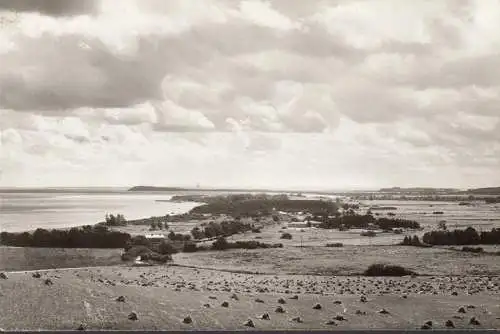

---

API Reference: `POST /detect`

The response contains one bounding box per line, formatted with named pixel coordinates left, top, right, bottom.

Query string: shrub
left=281, top=232, right=292, bottom=240
left=191, top=227, right=204, bottom=240
left=121, top=245, right=153, bottom=261
left=212, top=237, right=230, bottom=250
left=128, top=235, right=151, bottom=248
left=363, top=263, right=416, bottom=277
left=182, top=242, right=198, bottom=253
left=411, top=235, right=421, bottom=246
left=141, top=252, right=172, bottom=263
left=461, top=246, right=484, bottom=253
left=158, top=241, right=178, bottom=255
left=326, top=243, right=343, bottom=247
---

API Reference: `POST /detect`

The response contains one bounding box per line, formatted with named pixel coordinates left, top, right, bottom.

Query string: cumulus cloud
left=1, top=0, right=500, bottom=188
left=0, top=0, right=98, bottom=17
left=0, top=34, right=168, bottom=111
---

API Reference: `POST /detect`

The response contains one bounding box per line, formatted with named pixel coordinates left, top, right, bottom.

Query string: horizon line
left=0, top=185, right=488, bottom=192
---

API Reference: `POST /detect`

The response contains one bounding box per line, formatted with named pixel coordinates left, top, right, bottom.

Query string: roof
left=145, top=234, right=166, bottom=239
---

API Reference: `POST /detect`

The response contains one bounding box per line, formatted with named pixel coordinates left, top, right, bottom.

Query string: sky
left=0, top=0, right=499, bottom=190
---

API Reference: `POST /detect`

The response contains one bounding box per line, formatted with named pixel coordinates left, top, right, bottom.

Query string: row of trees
left=422, top=227, right=500, bottom=245
left=190, top=220, right=253, bottom=240
left=211, top=237, right=283, bottom=251
left=0, top=225, right=131, bottom=248
left=150, top=221, right=168, bottom=231
left=317, top=214, right=420, bottom=230
left=104, top=214, right=127, bottom=226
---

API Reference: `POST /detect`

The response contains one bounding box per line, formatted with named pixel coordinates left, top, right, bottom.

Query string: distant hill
left=128, top=186, right=347, bottom=194
left=465, top=187, right=500, bottom=195
left=128, top=186, right=193, bottom=192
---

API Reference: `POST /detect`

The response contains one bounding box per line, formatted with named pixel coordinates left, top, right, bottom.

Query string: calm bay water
left=0, top=190, right=201, bottom=232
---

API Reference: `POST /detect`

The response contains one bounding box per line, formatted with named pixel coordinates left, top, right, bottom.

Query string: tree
left=191, top=227, right=204, bottom=240
left=158, top=240, right=177, bottom=254
left=438, top=221, right=447, bottom=230
left=411, top=235, right=421, bottom=246
left=212, top=237, right=229, bottom=250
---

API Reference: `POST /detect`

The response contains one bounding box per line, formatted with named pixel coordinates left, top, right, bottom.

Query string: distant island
left=463, top=187, right=500, bottom=195
left=128, top=185, right=350, bottom=194
left=129, top=185, right=500, bottom=196
left=128, top=186, right=193, bottom=192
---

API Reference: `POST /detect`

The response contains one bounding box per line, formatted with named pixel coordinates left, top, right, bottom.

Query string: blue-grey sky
left=1, top=0, right=499, bottom=189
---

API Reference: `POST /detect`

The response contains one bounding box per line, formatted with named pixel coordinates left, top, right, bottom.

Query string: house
left=145, top=234, right=166, bottom=245
left=287, top=220, right=322, bottom=228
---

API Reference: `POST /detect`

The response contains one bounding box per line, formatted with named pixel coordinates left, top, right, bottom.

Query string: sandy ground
left=0, top=265, right=499, bottom=330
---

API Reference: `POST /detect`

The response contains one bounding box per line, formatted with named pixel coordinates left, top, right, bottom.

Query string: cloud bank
left=1, top=0, right=499, bottom=189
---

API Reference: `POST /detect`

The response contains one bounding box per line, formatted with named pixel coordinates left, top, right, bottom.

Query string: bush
left=182, top=242, right=198, bottom=253
left=326, top=243, right=343, bottom=247
left=158, top=241, right=178, bottom=255
left=121, top=245, right=153, bottom=261
left=127, top=235, right=151, bottom=249
left=461, top=246, right=484, bottom=253
left=212, top=237, right=230, bottom=250
left=191, top=227, right=204, bottom=240
left=141, top=253, right=172, bottom=263
left=281, top=232, right=292, bottom=240
left=122, top=245, right=172, bottom=263
left=363, top=263, right=417, bottom=277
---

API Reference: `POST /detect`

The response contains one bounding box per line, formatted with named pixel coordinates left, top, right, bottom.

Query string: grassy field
left=0, top=266, right=499, bottom=330
left=173, top=245, right=500, bottom=276
left=0, top=247, right=123, bottom=271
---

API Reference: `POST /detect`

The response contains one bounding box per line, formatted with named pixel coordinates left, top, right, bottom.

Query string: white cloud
left=1, top=0, right=500, bottom=189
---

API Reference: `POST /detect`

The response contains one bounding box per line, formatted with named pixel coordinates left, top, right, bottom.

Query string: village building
left=144, top=233, right=166, bottom=246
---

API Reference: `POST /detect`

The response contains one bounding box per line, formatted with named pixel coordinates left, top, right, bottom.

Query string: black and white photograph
left=1, top=0, right=500, bottom=331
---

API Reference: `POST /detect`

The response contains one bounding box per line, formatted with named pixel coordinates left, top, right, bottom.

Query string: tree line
left=190, top=198, right=339, bottom=217
left=422, top=227, right=500, bottom=245
left=0, top=225, right=131, bottom=248
left=317, top=214, right=420, bottom=230
left=190, top=220, right=254, bottom=240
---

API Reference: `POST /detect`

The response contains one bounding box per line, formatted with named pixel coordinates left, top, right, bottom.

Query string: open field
left=1, top=192, right=499, bottom=330
left=0, top=247, right=123, bottom=271
left=174, top=245, right=500, bottom=276
left=0, top=265, right=499, bottom=330
left=223, top=223, right=410, bottom=246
